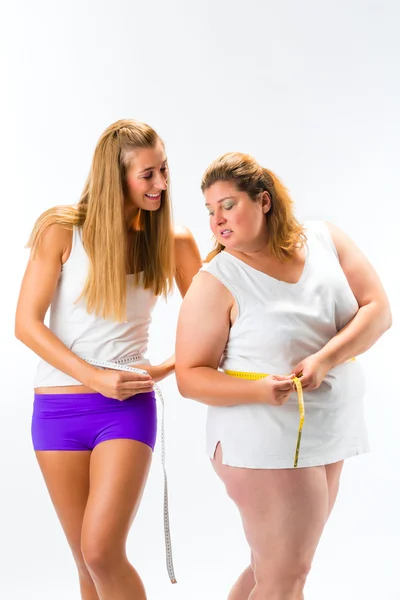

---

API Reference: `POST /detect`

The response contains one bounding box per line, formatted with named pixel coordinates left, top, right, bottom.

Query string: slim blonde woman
left=175, top=152, right=391, bottom=599
left=15, top=119, right=202, bottom=600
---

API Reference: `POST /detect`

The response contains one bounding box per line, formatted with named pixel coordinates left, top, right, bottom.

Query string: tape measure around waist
left=83, top=358, right=177, bottom=584
left=225, top=359, right=356, bottom=468
left=224, top=370, right=305, bottom=468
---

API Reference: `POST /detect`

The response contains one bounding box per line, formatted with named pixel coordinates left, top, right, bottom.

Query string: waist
left=220, top=357, right=292, bottom=376
left=34, top=353, right=148, bottom=393
left=35, top=384, right=101, bottom=395
left=220, top=353, right=358, bottom=376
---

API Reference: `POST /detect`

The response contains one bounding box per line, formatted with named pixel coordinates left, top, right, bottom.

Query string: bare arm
left=15, top=224, right=152, bottom=399
left=175, top=271, right=294, bottom=407
left=15, top=225, right=99, bottom=384
left=173, top=225, right=203, bottom=297
left=315, top=222, right=392, bottom=369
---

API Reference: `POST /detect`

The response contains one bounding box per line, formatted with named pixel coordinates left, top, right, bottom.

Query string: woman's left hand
left=289, top=353, right=331, bottom=392
left=130, top=363, right=171, bottom=383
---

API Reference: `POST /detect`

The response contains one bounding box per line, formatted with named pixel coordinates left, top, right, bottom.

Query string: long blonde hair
left=28, top=119, right=174, bottom=321
left=201, top=152, right=306, bottom=262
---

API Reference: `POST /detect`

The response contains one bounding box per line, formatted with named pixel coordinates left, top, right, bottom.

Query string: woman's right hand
left=256, top=375, right=294, bottom=406
left=89, top=368, right=154, bottom=401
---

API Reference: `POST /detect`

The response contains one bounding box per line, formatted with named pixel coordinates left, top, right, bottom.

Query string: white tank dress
left=201, top=221, right=369, bottom=469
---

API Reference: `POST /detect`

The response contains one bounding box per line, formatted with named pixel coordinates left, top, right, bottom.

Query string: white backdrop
left=1, top=1, right=399, bottom=599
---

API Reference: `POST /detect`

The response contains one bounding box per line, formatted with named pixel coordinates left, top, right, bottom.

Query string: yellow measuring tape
left=224, top=370, right=305, bottom=468
left=225, top=359, right=356, bottom=468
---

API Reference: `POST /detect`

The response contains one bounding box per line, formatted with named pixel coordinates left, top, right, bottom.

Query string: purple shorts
left=32, top=391, right=157, bottom=451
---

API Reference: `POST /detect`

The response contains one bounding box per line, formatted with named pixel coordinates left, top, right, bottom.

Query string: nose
left=153, top=171, right=168, bottom=191
left=212, top=210, right=226, bottom=227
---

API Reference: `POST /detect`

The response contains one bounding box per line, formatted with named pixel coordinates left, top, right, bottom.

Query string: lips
left=219, top=229, right=233, bottom=237
left=145, top=193, right=161, bottom=201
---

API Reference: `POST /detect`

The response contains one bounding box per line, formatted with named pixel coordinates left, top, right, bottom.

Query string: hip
left=33, top=390, right=157, bottom=418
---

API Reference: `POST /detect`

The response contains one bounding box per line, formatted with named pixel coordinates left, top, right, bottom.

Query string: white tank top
left=202, top=220, right=359, bottom=376
left=34, top=227, right=158, bottom=387
left=200, top=220, right=367, bottom=468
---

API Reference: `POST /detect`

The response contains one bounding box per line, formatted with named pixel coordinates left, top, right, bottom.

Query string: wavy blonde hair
left=201, top=152, right=306, bottom=262
left=27, top=119, right=174, bottom=321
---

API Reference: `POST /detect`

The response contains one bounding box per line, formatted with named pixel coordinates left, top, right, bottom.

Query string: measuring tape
left=225, top=359, right=356, bottom=468
left=224, top=370, right=305, bottom=468
left=83, top=357, right=177, bottom=584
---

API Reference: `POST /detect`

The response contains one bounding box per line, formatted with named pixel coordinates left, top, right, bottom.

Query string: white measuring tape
left=83, top=357, right=177, bottom=584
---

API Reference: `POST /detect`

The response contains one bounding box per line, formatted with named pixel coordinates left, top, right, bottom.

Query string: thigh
left=35, top=450, right=91, bottom=557
left=325, top=460, right=344, bottom=517
left=81, top=439, right=152, bottom=556
left=212, top=445, right=329, bottom=575
left=94, top=393, right=157, bottom=451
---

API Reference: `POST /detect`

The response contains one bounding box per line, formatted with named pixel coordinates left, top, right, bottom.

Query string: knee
left=287, top=559, right=311, bottom=586
left=81, top=539, right=122, bottom=578
left=254, top=557, right=311, bottom=593
left=70, top=547, right=93, bottom=582
left=283, top=557, right=312, bottom=585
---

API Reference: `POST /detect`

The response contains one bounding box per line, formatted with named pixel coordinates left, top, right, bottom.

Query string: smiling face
left=204, top=180, right=271, bottom=252
left=124, top=139, right=168, bottom=213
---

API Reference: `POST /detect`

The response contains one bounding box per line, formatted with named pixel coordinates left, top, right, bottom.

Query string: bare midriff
left=34, top=384, right=96, bottom=395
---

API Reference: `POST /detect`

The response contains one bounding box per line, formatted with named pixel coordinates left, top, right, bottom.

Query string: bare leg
left=324, top=461, right=344, bottom=517
left=227, top=556, right=255, bottom=600
left=35, top=451, right=99, bottom=600
left=81, top=439, right=152, bottom=600
left=213, top=444, right=344, bottom=600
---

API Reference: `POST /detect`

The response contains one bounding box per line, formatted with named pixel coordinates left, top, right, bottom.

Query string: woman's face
left=125, top=140, right=168, bottom=212
left=204, top=181, right=270, bottom=252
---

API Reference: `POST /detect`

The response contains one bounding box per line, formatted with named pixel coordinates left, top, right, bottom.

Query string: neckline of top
left=222, top=244, right=309, bottom=286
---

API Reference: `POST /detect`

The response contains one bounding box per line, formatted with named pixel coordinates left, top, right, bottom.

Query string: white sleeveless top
left=34, top=227, right=158, bottom=387
left=201, top=220, right=369, bottom=469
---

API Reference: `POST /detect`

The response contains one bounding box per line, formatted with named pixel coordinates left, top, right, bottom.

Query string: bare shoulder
left=176, top=270, right=233, bottom=369
left=173, top=224, right=203, bottom=295
left=324, top=221, right=390, bottom=308
left=173, top=224, right=200, bottom=256
left=174, top=223, right=196, bottom=243
left=183, top=270, right=233, bottom=310
left=324, top=220, right=369, bottom=267
left=32, top=223, right=73, bottom=264
left=16, top=223, right=74, bottom=325
left=324, top=221, right=354, bottom=250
